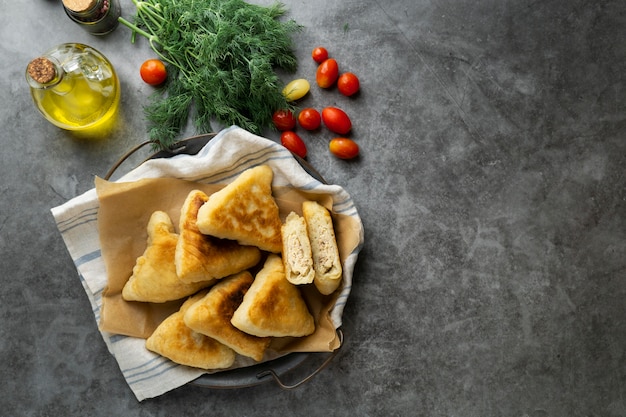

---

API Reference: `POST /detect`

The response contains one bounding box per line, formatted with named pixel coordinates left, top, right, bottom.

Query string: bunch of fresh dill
left=119, top=0, right=302, bottom=149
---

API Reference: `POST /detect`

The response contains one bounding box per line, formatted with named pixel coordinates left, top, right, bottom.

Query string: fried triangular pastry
left=196, top=165, right=283, bottom=253
left=122, top=211, right=212, bottom=303
left=184, top=271, right=271, bottom=361
left=175, top=189, right=261, bottom=283
left=145, top=291, right=236, bottom=370
left=231, top=254, right=315, bottom=337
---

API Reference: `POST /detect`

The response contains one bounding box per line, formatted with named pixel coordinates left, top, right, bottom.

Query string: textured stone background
left=1, top=0, right=625, bottom=415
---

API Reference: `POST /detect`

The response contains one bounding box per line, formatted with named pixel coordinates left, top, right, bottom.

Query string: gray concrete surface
left=1, top=0, right=625, bottom=415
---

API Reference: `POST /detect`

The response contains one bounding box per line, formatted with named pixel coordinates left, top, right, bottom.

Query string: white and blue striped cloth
left=51, top=126, right=364, bottom=401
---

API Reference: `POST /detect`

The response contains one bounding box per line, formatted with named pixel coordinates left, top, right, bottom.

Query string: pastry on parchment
left=231, top=254, right=315, bottom=338
left=196, top=165, right=283, bottom=253
left=281, top=211, right=315, bottom=285
left=302, top=201, right=343, bottom=295
left=145, top=291, right=236, bottom=370
left=184, top=271, right=271, bottom=362
left=122, top=211, right=212, bottom=303
left=175, top=189, right=261, bottom=283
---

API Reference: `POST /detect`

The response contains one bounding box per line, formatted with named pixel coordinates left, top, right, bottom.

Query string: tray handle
left=104, top=134, right=218, bottom=180
left=257, top=329, right=344, bottom=390
left=104, top=139, right=153, bottom=180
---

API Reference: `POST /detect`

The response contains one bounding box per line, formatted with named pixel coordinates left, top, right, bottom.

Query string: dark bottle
left=62, top=0, right=121, bottom=35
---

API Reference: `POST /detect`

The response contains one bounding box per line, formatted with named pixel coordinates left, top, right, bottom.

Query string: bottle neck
left=26, top=57, right=64, bottom=89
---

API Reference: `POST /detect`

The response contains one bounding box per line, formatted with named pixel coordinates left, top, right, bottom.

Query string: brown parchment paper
left=95, top=176, right=362, bottom=357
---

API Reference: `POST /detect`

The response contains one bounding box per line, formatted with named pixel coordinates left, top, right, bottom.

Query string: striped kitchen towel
left=50, top=126, right=364, bottom=401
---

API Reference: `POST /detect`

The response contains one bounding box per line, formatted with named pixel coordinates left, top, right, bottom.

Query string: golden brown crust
left=122, top=211, right=212, bottom=303
left=184, top=271, right=271, bottom=361
left=196, top=166, right=283, bottom=253
left=231, top=255, right=315, bottom=337
left=145, top=292, right=236, bottom=370
left=176, top=190, right=262, bottom=283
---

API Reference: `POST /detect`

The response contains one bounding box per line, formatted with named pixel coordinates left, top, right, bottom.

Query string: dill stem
left=136, top=1, right=167, bottom=31
left=118, top=16, right=186, bottom=76
left=183, top=53, right=198, bottom=75
left=118, top=17, right=155, bottom=43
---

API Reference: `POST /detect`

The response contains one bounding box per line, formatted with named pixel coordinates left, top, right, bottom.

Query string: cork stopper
left=27, top=57, right=57, bottom=84
left=62, top=0, right=97, bottom=12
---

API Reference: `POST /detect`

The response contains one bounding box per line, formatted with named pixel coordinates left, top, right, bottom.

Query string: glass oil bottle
left=26, top=43, right=121, bottom=132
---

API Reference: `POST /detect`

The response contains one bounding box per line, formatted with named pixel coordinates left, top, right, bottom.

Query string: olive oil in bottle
left=26, top=43, right=120, bottom=132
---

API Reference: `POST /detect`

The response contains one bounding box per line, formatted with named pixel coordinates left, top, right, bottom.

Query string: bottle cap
left=27, top=57, right=57, bottom=84
left=62, top=0, right=97, bottom=12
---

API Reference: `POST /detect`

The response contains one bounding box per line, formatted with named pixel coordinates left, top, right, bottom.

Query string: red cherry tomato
left=297, top=108, right=322, bottom=130
left=281, top=131, right=307, bottom=158
left=316, top=58, right=339, bottom=88
left=329, top=138, right=359, bottom=159
left=139, top=59, right=167, bottom=86
left=272, top=109, right=296, bottom=131
left=337, top=72, right=360, bottom=96
left=321, top=107, right=352, bottom=135
left=311, top=47, right=329, bottom=64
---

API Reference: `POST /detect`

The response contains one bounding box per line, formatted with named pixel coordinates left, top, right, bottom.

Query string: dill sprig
left=119, top=0, right=302, bottom=149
